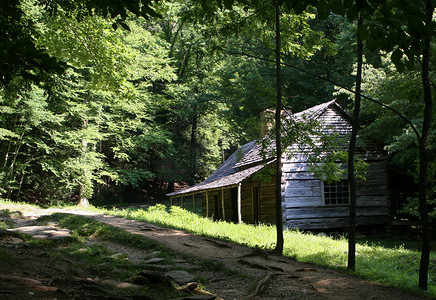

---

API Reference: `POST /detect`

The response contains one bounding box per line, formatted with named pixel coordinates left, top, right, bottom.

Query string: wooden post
left=206, top=191, right=209, bottom=217
left=181, top=196, right=184, bottom=209
left=192, top=194, right=195, bottom=213
left=170, top=196, right=173, bottom=207
left=221, top=189, right=225, bottom=221
left=237, top=183, right=242, bottom=224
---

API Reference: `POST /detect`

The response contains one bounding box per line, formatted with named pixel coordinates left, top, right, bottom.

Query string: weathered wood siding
left=283, top=106, right=389, bottom=230
left=237, top=180, right=276, bottom=224
left=259, top=182, right=276, bottom=224
left=241, top=183, right=253, bottom=222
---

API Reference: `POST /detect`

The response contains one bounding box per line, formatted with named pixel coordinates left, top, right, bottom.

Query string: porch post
left=221, top=188, right=225, bottom=220
left=206, top=191, right=209, bottom=217
left=237, top=183, right=242, bottom=224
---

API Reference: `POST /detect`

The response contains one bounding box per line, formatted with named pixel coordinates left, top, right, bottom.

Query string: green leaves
left=0, top=0, right=161, bottom=88
left=0, top=5, right=180, bottom=204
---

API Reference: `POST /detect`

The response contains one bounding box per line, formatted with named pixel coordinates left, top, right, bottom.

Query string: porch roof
left=167, top=141, right=271, bottom=197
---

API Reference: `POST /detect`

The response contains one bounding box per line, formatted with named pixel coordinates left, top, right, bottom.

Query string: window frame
left=321, top=179, right=350, bottom=206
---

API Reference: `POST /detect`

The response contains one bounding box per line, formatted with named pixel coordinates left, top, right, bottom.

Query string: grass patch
left=0, top=209, right=21, bottom=229
left=106, top=204, right=436, bottom=297
left=0, top=247, right=17, bottom=265
left=37, top=213, right=192, bottom=298
left=39, top=213, right=161, bottom=250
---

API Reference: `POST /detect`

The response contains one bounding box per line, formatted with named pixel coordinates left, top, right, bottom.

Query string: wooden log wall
left=203, top=188, right=239, bottom=223
left=258, top=183, right=276, bottom=224
left=241, top=183, right=253, bottom=223
left=237, top=179, right=276, bottom=225
left=282, top=106, right=390, bottom=230
left=203, top=191, right=221, bottom=220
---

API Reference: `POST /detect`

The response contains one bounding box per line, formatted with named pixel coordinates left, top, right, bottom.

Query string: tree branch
left=226, top=50, right=421, bottom=140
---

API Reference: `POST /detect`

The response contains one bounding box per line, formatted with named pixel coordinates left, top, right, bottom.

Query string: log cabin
left=167, top=100, right=390, bottom=230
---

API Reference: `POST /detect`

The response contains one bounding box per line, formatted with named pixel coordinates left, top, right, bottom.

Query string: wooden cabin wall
left=355, top=159, right=390, bottom=224
left=200, top=180, right=277, bottom=225
left=258, top=182, right=276, bottom=224
left=281, top=106, right=390, bottom=230
left=223, top=189, right=233, bottom=223
left=283, top=161, right=389, bottom=230
left=237, top=180, right=276, bottom=225
left=241, top=183, right=253, bottom=223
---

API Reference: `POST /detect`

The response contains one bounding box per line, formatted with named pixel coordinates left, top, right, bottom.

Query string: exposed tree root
left=204, top=238, right=232, bottom=248
left=295, top=267, right=318, bottom=272
left=238, top=259, right=288, bottom=299
left=241, top=248, right=269, bottom=259
left=246, top=270, right=274, bottom=299
left=238, top=259, right=286, bottom=273
left=238, top=259, right=269, bottom=270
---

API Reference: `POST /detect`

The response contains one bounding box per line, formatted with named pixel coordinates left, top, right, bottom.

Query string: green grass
left=0, top=209, right=22, bottom=229
left=36, top=213, right=193, bottom=298
left=0, top=247, right=17, bottom=265
left=106, top=204, right=436, bottom=298
left=39, top=213, right=161, bottom=250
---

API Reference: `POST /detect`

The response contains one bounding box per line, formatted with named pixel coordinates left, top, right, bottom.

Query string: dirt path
left=82, top=212, right=431, bottom=300
left=1, top=205, right=432, bottom=299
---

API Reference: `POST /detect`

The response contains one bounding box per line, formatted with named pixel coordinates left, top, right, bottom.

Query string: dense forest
left=0, top=0, right=434, bottom=214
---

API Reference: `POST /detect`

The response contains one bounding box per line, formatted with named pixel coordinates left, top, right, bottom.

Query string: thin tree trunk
left=273, top=0, right=284, bottom=255
left=417, top=0, right=433, bottom=290
left=2, top=116, right=18, bottom=174
left=78, top=93, right=90, bottom=207
left=6, top=132, right=24, bottom=200
left=78, top=133, right=90, bottom=207
left=347, top=1, right=363, bottom=272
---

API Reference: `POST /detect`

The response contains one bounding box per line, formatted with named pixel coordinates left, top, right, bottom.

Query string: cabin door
left=213, top=195, right=220, bottom=220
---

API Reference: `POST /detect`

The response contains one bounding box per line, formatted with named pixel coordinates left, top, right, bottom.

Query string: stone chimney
left=260, top=109, right=292, bottom=137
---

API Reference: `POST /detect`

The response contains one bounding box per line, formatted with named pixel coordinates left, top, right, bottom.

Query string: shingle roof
left=166, top=141, right=268, bottom=196
left=293, top=100, right=340, bottom=120
left=235, top=100, right=346, bottom=168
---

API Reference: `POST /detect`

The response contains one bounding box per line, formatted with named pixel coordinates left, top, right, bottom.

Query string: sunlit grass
left=40, top=213, right=161, bottom=250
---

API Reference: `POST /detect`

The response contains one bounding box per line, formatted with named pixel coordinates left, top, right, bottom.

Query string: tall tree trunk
left=273, top=0, right=284, bottom=255
left=417, top=0, right=433, bottom=290
left=78, top=94, right=90, bottom=207
left=6, top=132, right=24, bottom=200
left=347, top=2, right=363, bottom=272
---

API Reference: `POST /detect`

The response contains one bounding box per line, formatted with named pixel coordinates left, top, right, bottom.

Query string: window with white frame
left=323, top=180, right=349, bottom=205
